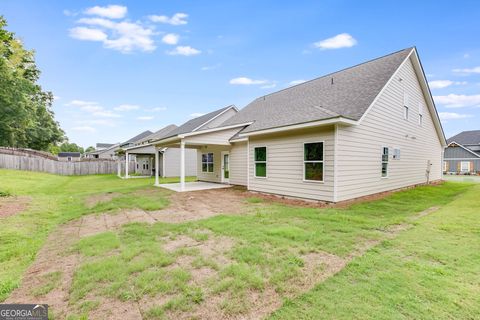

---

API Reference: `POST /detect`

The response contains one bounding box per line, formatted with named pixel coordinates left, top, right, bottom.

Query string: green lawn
left=1, top=169, right=478, bottom=319
left=0, top=169, right=194, bottom=301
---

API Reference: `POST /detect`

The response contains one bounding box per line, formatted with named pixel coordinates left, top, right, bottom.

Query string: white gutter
left=238, top=117, right=357, bottom=137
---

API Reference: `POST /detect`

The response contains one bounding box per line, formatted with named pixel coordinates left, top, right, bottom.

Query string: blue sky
left=1, top=0, right=480, bottom=147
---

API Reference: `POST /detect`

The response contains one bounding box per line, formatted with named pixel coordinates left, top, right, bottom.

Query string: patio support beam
left=155, top=148, right=159, bottom=186
left=125, top=152, right=129, bottom=179
left=180, top=140, right=185, bottom=191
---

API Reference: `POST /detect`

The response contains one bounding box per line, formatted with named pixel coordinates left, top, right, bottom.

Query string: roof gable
left=124, top=130, right=154, bottom=144
left=136, top=124, right=178, bottom=144
left=222, top=48, right=413, bottom=133
left=164, top=105, right=237, bottom=138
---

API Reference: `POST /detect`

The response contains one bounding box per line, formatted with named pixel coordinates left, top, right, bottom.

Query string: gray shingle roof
left=125, top=130, right=154, bottom=144
left=222, top=48, right=413, bottom=133
left=447, top=130, right=480, bottom=145
left=164, top=105, right=235, bottom=138
left=96, top=143, right=115, bottom=149
left=58, top=152, right=81, bottom=157
left=137, top=124, right=178, bottom=144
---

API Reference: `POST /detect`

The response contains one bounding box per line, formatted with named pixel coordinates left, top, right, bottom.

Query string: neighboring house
left=444, top=130, right=480, bottom=174
left=86, top=131, right=154, bottom=160
left=85, top=143, right=120, bottom=159
left=153, top=47, right=445, bottom=202
left=58, top=152, right=81, bottom=162
left=124, top=124, right=197, bottom=177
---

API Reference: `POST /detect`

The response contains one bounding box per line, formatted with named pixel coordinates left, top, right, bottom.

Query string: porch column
left=155, top=148, right=159, bottom=186
left=117, top=160, right=121, bottom=177
left=180, top=140, right=185, bottom=191
left=125, top=152, right=129, bottom=178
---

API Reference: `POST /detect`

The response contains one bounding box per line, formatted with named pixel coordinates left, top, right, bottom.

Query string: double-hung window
left=461, top=161, right=470, bottom=172
left=202, top=153, right=214, bottom=173
left=382, top=147, right=389, bottom=177
left=254, top=147, right=267, bottom=177
left=304, top=142, right=324, bottom=182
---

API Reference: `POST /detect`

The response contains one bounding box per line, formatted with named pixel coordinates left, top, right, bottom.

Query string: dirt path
left=5, top=184, right=441, bottom=319
left=0, top=196, right=30, bottom=218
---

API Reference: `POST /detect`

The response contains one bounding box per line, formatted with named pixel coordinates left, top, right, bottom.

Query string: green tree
left=85, top=146, right=95, bottom=153
left=0, top=16, right=64, bottom=150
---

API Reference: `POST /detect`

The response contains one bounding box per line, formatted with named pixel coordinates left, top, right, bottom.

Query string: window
left=404, top=93, right=409, bottom=120
left=418, top=103, right=424, bottom=126
left=304, top=142, right=324, bottom=181
left=67, top=157, right=72, bottom=162
left=382, top=147, right=389, bottom=177
left=202, top=153, right=214, bottom=173
left=461, top=161, right=470, bottom=172
left=254, top=147, right=267, bottom=177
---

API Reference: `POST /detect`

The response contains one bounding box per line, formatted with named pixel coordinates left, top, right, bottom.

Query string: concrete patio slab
left=155, top=181, right=232, bottom=192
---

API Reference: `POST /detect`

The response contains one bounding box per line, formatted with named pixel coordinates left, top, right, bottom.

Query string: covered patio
left=156, top=181, right=232, bottom=192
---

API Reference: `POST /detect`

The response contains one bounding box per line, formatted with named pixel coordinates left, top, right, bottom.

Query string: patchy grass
left=245, top=196, right=263, bottom=203
left=66, top=182, right=473, bottom=318
left=0, top=190, right=11, bottom=197
left=32, top=271, right=62, bottom=297
left=0, top=169, right=183, bottom=302
left=270, top=183, right=480, bottom=319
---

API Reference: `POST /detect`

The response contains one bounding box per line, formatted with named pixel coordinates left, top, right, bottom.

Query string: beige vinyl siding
left=229, top=142, right=247, bottom=186
left=184, top=127, right=242, bottom=145
left=336, top=57, right=443, bottom=201
left=163, top=148, right=197, bottom=177
left=196, top=145, right=225, bottom=183
left=248, top=127, right=334, bottom=201
left=197, top=108, right=238, bottom=130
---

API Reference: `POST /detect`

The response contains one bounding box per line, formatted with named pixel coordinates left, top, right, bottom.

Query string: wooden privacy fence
left=0, top=148, right=134, bottom=176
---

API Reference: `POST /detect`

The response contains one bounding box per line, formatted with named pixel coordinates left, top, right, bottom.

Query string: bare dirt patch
left=84, top=192, right=120, bottom=208
left=0, top=196, right=30, bottom=218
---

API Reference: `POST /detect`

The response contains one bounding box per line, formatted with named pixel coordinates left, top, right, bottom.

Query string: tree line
left=0, top=16, right=89, bottom=155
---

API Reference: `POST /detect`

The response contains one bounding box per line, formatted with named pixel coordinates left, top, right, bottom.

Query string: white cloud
left=53, top=95, right=61, bottom=101
left=72, top=126, right=96, bottom=133
left=438, top=112, right=473, bottom=120
left=201, top=64, right=221, bottom=71
left=162, top=33, right=179, bottom=45
left=66, top=100, right=103, bottom=113
left=463, top=53, right=470, bottom=59
left=229, top=77, right=268, bottom=85
left=150, top=107, right=167, bottom=112
left=77, top=119, right=116, bottom=127
left=452, top=66, right=480, bottom=74
left=93, top=111, right=122, bottom=118
left=190, top=112, right=205, bottom=117
left=429, top=80, right=453, bottom=89
left=114, top=104, right=140, bottom=111
left=149, top=13, right=188, bottom=25
left=167, top=46, right=201, bottom=56
left=71, top=16, right=156, bottom=53
left=314, top=33, right=357, bottom=50
left=289, top=79, right=307, bottom=86
left=434, top=94, right=480, bottom=108
left=69, top=27, right=107, bottom=41
left=84, top=5, right=127, bottom=19
left=137, top=116, right=154, bottom=120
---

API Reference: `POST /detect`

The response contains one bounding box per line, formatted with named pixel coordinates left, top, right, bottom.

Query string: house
left=86, top=131, right=154, bottom=160
left=444, top=130, right=480, bottom=174
left=151, top=47, right=445, bottom=202
left=58, top=152, right=81, bottom=162
left=123, top=124, right=197, bottom=177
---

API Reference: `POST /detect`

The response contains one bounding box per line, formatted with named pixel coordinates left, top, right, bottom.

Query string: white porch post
left=155, top=148, right=159, bottom=186
left=125, top=152, right=129, bottom=179
left=117, top=160, right=121, bottom=177
left=180, top=140, right=185, bottom=191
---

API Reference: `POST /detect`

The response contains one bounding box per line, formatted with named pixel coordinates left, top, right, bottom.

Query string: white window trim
left=303, top=141, right=325, bottom=183
left=201, top=152, right=214, bottom=173
left=254, top=146, right=267, bottom=179
left=460, top=161, right=471, bottom=172
left=381, top=146, right=389, bottom=178
left=443, top=161, right=448, bottom=172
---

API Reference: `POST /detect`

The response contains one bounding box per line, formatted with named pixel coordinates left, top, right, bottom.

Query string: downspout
left=247, top=138, right=250, bottom=190
left=333, top=124, right=338, bottom=203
